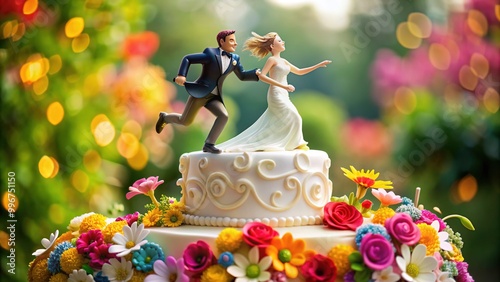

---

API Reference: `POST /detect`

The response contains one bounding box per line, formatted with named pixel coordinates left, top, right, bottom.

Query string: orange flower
left=341, top=166, right=393, bottom=199
left=265, top=232, right=315, bottom=278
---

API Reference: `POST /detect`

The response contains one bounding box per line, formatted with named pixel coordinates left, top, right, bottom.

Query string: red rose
left=301, top=253, right=337, bottom=282
left=242, top=222, right=279, bottom=247
left=323, top=202, right=363, bottom=231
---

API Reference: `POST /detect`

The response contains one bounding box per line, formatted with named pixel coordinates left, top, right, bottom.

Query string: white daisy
left=68, top=269, right=95, bottom=282
left=396, top=244, right=438, bottom=282
left=102, top=258, right=133, bottom=282
left=372, top=266, right=401, bottom=282
left=32, top=230, right=59, bottom=256
left=109, top=222, right=149, bottom=257
left=227, top=246, right=272, bottom=282
left=431, top=220, right=453, bottom=251
left=436, top=270, right=456, bottom=282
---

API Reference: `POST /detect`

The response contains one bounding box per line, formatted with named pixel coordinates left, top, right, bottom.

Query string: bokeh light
left=394, top=87, right=417, bottom=114
left=483, top=87, right=499, bottom=113
left=428, top=43, right=451, bottom=70
left=20, top=55, right=50, bottom=85
left=458, top=65, right=479, bottom=91
left=23, top=0, right=39, bottom=15
left=83, top=150, right=102, bottom=172
left=127, top=143, right=148, bottom=170
left=2, top=192, right=19, bottom=213
left=71, top=170, right=90, bottom=193
left=38, top=155, right=59, bottom=178
left=91, top=114, right=115, bottom=147
left=47, top=101, right=64, bottom=125
left=454, top=174, right=478, bottom=203
left=117, top=132, right=140, bottom=158
left=467, top=9, right=488, bottom=37
left=396, top=22, right=422, bottom=49
left=469, top=53, right=489, bottom=79
left=33, top=75, right=49, bottom=95
left=407, top=12, right=432, bottom=38
left=65, top=17, right=85, bottom=38
left=72, top=33, right=90, bottom=53
left=48, top=54, right=62, bottom=74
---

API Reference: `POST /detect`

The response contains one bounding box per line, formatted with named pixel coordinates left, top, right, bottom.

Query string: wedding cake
left=28, top=149, right=476, bottom=282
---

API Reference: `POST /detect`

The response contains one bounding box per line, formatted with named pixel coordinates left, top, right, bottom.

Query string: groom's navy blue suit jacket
left=176, top=47, right=259, bottom=100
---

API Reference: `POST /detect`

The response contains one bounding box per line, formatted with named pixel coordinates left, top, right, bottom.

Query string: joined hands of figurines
left=156, top=30, right=260, bottom=154
left=216, top=32, right=331, bottom=152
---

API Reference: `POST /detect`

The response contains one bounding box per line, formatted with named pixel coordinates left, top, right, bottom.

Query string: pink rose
left=359, top=233, right=394, bottom=271
left=242, top=222, right=279, bottom=248
left=182, top=241, right=216, bottom=279
left=300, top=254, right=337, bottom=282
left=323, top=202, right=363, bottom=231
left=385, top=213, right=421, bottom=246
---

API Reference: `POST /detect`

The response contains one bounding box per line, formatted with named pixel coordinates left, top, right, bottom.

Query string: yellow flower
left=442, top=244, right=464, bottom=262
left=216, top=228, right=243, bottom=253
left=102, top=220, right=127, bottom=243
left=60, top=247, right=85, bottom=274
left=78, top=213, right=107, bottom=234
left=163, top=209, right=184, bottom=227
left=55, top=231, right=76, bottom=245
left=130, top=270, right=151, bottom=282
left=49, top=272, right=68, bottom=282
left=169, top=201, right=185, bottom=212
left=266, top=232, right=315, bottom=279
left=372, top=207, right=396, bottom=225
left=142, top=208, right=163, bottom=227
left=417, top=223, right=440, bottom=255
left=201, top=264, right=233, bottom=282
left=341, top=166, right=393, bottom=199
left=328, top=244, right=355, bottom=277
left=28, top=258, right=51, bottom=282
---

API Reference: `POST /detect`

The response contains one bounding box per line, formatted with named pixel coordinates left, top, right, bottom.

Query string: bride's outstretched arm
left=257, top=57, right=295, bottom=92
left=286, top=59, right=331, bottom=76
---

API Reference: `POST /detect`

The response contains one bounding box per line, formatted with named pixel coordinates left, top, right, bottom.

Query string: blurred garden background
left=1, top=0, right=498, bottom=280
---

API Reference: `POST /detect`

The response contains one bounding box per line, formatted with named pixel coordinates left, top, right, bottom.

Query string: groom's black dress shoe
left=203, top=143, right=222, bottom=154
left=155, top=112, right=168, bottom=134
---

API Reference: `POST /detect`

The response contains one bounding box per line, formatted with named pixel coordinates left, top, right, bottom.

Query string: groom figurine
left=156, top=30, right=260, bottom=154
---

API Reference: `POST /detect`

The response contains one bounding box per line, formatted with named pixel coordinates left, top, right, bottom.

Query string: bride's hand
left=286, top=85, right=295, bottom=92
left=318, top=60, right=332, bottom=67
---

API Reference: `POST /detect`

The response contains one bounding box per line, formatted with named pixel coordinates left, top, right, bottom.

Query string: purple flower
left=76, top=229, right=104, bottom=255
left=385, top=213, right=421, bottom=247
left=182, top=240, right=216, bottom=279
left=359, top=233, right=394, bottom=271
left=116, top=211, right=140, bottom=226
left=415, top=209, right=445, bottom=231
left=456, top=261, right=475, bottom=282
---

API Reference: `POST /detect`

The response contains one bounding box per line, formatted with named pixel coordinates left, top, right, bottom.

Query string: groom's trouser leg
left=204, top=98, right=228, bottom=144
left=165, top=96, right=205, bottom=125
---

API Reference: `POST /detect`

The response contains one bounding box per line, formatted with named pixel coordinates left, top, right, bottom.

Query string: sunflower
left=163, top=209, right=184, bottom=227
left=341, top=166, right=393, bottom=199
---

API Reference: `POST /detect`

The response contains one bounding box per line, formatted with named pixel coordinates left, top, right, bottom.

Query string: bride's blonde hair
left=243, top=32, right=278, bottom=59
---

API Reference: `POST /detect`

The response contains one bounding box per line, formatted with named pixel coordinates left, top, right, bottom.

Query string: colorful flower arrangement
left=29, top=167, right=475, bottom=281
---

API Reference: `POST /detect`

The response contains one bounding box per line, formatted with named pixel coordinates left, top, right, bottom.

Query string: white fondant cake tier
left=177, top=150, right=332, bottom=227
left=147, top=225, right=356, bottom=260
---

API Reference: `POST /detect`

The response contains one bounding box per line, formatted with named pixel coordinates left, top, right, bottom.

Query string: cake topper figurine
left=217, top=31, right=331, bottom=152
left=155, top=30, right=260, bottom=154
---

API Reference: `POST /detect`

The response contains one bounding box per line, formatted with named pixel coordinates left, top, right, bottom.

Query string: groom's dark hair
left=217, top=30, right=236, bottom=47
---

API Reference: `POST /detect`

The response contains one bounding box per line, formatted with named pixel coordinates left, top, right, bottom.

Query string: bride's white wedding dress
left=217, top=59, right=307, bottom=152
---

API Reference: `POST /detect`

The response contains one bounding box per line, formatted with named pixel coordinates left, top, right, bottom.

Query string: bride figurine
left=217, top=32, right=331, bottom=152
